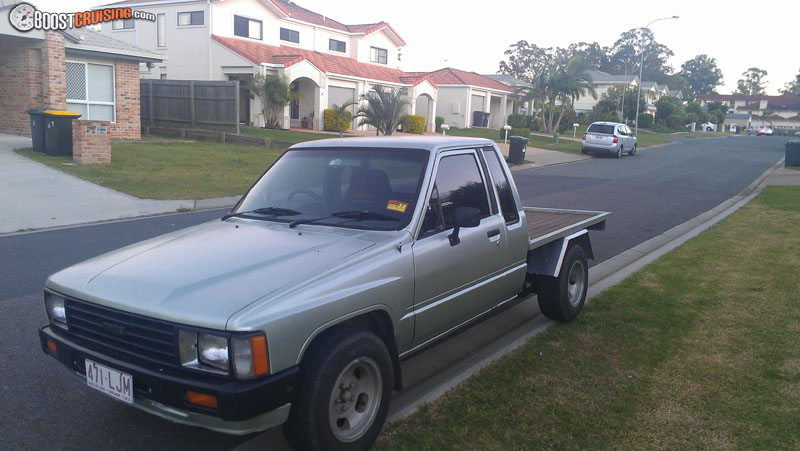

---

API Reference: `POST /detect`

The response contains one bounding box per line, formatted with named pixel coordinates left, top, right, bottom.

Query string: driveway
left=0, top=134, right=192, bottom=234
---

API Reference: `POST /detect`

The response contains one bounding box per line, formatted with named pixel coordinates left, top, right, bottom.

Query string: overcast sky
left=18, top=0, right=800, bottom=94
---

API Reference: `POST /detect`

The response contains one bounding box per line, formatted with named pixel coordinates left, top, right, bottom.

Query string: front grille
left=64, top=298, right=179, bottom=368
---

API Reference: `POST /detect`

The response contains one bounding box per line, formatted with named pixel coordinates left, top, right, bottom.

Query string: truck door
left=411, top=149, right=507, bottom=347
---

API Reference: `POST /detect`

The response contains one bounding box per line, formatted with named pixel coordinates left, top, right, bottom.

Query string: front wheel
left=629, top=144, right=637, bottom=156
left=283, top=328, right=393, bottom=451
left=535, top=244, right=589, bottom=322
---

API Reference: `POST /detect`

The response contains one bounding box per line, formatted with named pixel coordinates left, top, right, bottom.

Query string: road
left=0, top=136, right=787, bottom=450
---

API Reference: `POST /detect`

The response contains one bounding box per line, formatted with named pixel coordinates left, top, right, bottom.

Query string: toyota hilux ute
left=39, top=136, right=609, bottom=450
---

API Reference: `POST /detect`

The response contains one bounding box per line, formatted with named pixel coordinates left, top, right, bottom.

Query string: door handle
left=487, top=229, right=500, bottom=238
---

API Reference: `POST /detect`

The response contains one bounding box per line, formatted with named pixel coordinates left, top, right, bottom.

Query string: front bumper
left=39, top=325, right=298, bottom=435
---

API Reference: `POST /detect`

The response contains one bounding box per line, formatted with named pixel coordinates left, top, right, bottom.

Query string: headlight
left=198, top=333, right=229, bottom=371
left=45, top=292, right=67, bottom=329
left=178, top=329, right=229, bottom=373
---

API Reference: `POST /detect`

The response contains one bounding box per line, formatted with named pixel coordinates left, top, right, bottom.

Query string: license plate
left=85, top=359, right=133, bottom=404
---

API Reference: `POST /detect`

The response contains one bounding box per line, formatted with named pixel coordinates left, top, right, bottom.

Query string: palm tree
left=760, top=109, right=775, bottom=125
left=247, top=74, right=301, bottom=129
left=330, top=101, right=358, bottom=137
left=356, top=86, right=409, bottom=136
left=551, top=56, right=596, bottom=133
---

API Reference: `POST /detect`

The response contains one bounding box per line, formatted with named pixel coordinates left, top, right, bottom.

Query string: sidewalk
left=0, top=134, right=195, bottom=234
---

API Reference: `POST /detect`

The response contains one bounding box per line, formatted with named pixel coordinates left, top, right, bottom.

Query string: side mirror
left=449, top=207, right=481, bottom=246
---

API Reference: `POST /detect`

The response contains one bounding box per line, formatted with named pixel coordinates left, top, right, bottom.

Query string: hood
left=47, top=220, right=376, bottom=330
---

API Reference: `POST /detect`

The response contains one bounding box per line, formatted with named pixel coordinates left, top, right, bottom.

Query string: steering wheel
left=287, top=189, right=328, bottom=211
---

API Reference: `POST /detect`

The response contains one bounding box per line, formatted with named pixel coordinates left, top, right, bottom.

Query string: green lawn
left=634, top=130, right=673, bottom=147
left=444, top=127, right=500, bottom=141
left=15, top=140, right=284, bottom=200
left=527, top=134, right=583, bottom=155
left=378, top=185, right=800, bottom=450
left=240, top=126, right=351, bottom=143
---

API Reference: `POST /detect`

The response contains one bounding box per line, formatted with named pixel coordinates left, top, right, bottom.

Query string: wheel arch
left=296, top=307, right=403, bottom=390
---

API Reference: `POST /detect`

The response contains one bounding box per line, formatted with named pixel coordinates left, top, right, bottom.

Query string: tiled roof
left=737, top=102, right=762, bottom=111
left=585, top=70, right=637, bottom=84
left=424, top=68, right=514, bottom=93
left=482, top=74, right=534, bottom=89
left=59, top=27, right=163, bottom=61
left=213, top=35, right=408, bottom=84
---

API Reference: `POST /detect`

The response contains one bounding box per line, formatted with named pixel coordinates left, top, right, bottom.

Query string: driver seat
left=340, top=168, right=392, bottom=212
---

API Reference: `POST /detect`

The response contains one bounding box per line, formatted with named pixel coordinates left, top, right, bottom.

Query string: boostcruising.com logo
left=8, top=2, right=155, bottom=32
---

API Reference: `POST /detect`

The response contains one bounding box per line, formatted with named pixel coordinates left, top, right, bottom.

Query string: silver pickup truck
left=39, top=136, right=608, bottom=450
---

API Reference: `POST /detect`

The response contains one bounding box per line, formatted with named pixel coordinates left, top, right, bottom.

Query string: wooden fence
left=140, top=80, right=240, bottom=133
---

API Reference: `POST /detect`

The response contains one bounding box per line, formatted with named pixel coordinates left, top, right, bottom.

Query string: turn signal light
left=186, top=391, right=218, bottom=409
left=46, top=339, right=58, bottom=355
left=250, top=335, right=269, bottom=377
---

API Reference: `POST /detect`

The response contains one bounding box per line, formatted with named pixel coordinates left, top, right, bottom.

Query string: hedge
left=500, top=127, right=530, bottom=141
left=324, top=108, right=352, bottom=133
left=403, top=114, right=426, bottom=134
left=638, top=113, right=654, bottom=129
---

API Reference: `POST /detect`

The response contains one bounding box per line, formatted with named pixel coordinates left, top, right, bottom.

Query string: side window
left=482, top=148, right=520, bottom=224
left=419, top=153, right=490, bottom=238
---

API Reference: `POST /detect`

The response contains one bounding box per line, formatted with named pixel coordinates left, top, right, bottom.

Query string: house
left=94, top=0, right=526, bottom=132
left=483, top=74, right=535, bottom=114
left=638, top=82, right=661, bottom=115
left=698, top=93, right=800, bottom=130
left=0, top=10, right=163, bottom=140
left=573, top=70, right=638, bottom=114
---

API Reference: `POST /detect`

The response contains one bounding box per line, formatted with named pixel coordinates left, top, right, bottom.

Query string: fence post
left=235, top=79, right=240, bottom=135
left=189, top=81, right=196, bottom=129
left=148, top=80, right=154, bottom=128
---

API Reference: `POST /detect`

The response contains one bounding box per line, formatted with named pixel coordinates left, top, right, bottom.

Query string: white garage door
left=328, top=86, right=357, bottom=130
left=471, top=94, right=485, bottom=113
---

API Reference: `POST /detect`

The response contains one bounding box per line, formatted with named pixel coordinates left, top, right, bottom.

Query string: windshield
left=234, top=148, right=429, bottom=230
left=587, top=124, right=616, bottom=134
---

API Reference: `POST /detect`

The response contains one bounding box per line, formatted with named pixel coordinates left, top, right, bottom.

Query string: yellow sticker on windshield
left=386, top=200, right=408, bottom=213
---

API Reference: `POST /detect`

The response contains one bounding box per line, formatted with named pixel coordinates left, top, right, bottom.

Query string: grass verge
left=240, top=126, right=350, bottom=143
left=15, top=141, right=284, bottom=200
left=378, top=185, right=800, bottom=449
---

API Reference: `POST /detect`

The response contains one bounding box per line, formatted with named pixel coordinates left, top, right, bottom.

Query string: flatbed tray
left=524, top=207, right=610, bottom=250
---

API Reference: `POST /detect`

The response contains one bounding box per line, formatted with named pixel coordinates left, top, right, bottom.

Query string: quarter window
left=65, top=62, right=115, bottom=122
left=177, top=11, right=204, bottom=26
left=280, top=27, right=299, bottom=43
left=370, top=46, right=387, bottom=64
left=420, top=153, right=490, bottom=238
left=234, top=15, right=262, bottom=39
left=329, top=38, right=346, bottom=53
left=482, top=148, right=519, bottom=224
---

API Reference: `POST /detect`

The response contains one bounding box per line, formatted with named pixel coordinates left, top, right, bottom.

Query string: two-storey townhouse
left=94, top=0, right=524, bottom=132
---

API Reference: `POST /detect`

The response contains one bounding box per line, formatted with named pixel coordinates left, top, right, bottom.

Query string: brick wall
left=0, top=37, right=43, bottom=136
left=72, top=120, right=111, bottom=165
left=111, top=60, right=141, bottom=140
left=42, top=32, right=66, bottom=110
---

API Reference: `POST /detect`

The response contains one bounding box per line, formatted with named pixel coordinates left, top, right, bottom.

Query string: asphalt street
left=0, top=135, right=788, bottom=450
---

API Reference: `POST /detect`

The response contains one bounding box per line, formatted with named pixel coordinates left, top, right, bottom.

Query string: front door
left=411, top=149, right=507, bottom=346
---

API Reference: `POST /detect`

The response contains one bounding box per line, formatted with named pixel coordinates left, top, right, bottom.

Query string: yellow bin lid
left=43, top=110, right=82, bottom=118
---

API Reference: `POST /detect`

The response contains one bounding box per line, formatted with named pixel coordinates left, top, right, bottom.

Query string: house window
left=112, top=19, right=134, bottom=30
left=65, top=61, right=115, bottom=122
left=290, top=82, right=299, bottom=120
left=234, top=15, right=262, bottom=40
left=156, top=13, right=166, bottom=47
left=177, top=11, right=204, bottom=26
left=280, top=27, right=299, bottom=43
left=329, top=38, right=346, bottom=53
left=370, top=46, right=387, bottom=64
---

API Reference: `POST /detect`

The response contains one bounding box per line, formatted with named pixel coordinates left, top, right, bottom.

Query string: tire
left=614, top=145, right=622, bottom=159
left=581, top=147, right=589, bottom=154
left=629, top=144, right=637, bottom=156
left=535, top=244, right=589, bottom=322
left=283, top=328, right=393, bottom=451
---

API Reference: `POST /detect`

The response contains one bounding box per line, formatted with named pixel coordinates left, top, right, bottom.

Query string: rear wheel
left=614, top=145, right=622, bottom=159
left=283, top=328, right=393, bottom=451
left=535, top=244, right=589, bottom=322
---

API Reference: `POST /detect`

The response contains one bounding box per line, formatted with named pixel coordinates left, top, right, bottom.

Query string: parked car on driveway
left=38, top=136, right=609, bottom=450
left=582, top=122, right=637, bottom=158
left=748, top=125, right=774, bottom=136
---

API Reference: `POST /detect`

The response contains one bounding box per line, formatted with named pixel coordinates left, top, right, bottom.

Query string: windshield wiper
left=288, top=210, right=398, bottom=228
left=221, top=207, right=302, bottom=221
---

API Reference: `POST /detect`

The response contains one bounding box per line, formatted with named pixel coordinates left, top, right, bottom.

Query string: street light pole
left=633, top=15, right=679, bottom=137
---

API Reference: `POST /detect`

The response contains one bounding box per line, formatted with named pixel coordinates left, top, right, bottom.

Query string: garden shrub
left=500, top=127, right=530, bottom=140
left=402, top=114, right=426, bottom=134
left=435, top=116, right=444, bottom=133
left=638, top=113, right=654, bottom=129
left=324, top=108, right=352, bottom=132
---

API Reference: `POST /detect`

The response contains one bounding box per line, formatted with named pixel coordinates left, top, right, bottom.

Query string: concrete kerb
left=385, top=155, right=786, bottom=425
